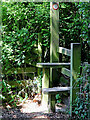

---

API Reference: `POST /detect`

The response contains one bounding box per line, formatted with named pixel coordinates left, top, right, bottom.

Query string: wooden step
left=42, top=87, right=70, bottom=94
left=37, top=63, right=70, bottom=68
left=61, top=68, right=70, bottom=77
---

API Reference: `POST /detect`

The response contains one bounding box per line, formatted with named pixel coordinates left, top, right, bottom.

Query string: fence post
left=70, top=43, right=81, bottom=116
left=42, top=68, right=49, bottom=112
left=50, top=2, right=59, bottom=112
left=38, top=33, right=49, bottom=111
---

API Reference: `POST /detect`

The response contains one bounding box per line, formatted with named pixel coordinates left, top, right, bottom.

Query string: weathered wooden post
left=50, top=2, right=59, bottom=112
left=42, top=68, right=49, bottom=111
left=38, top=33, right=42, bottom=63
left=37, top=33, right=42, bottom=93
left=70, top=43, right=81, bottom=116
left=38, top=33, right=49, bottom=111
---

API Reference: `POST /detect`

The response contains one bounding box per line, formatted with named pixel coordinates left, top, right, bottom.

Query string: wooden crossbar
left=3, top=67, right=36, bottom=74
left=61, top=68, right=70, bottom=77
left=42, top=87, right=70, bottom=94
left=57, top=47, right=71, bottom=56
left=37, top=63, right=70, bottom=68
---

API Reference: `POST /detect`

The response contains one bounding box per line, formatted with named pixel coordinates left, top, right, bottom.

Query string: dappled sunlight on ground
left=20, top=99, right=48, bottom=113
left=2, top=98, right=69, bottom=119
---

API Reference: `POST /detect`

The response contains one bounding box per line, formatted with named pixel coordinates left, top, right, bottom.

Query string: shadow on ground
left=1, top=107, right=69, bottom=120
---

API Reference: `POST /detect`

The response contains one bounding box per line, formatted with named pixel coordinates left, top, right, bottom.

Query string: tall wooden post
left=70, top=43, right=81, bottom=116
left=50, top=2, right=59, bottom=112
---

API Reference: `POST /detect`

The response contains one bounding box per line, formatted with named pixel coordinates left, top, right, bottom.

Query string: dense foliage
left=2, top=2, right=89, bottom=72
left=1, top=2, right=89, bottom=119
left=2, top=2, right=50, bottom=107
left=59, top=2, right=89, bottom=63
left=72, top=63, right=89, bottom=119
left=2, top=2, right=50, bottom=69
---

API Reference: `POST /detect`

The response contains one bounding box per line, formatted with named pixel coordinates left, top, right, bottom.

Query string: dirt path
left=1, top=98, right=69, bottom=120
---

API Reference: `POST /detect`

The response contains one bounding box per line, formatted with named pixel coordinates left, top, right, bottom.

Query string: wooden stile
left=37, top=33, right=42, bottom=93
left=37, top=3, right=81, bottom=116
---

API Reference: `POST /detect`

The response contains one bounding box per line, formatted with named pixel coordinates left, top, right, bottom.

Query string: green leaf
left=75, top=111, right=78, bottom=114
left=56, top=94, right=60, bottom=99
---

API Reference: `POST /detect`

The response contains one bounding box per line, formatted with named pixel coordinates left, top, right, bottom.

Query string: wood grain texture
left=42, top=87, right=70, bottom=94
left=61, top=68, right=70, bottom=77
left=37, top=63, right=70, bottom=68
left=58, top=47, right=71, bottom=56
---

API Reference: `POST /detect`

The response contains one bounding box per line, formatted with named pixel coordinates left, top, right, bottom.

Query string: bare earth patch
left=1, top=98, right=69, bottom=120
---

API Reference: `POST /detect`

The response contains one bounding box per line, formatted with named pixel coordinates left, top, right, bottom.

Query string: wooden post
left=70, top=43, right=81, bottom=116
left=38, top=33, right=42, bottom=63
left=37, top=33, right=42, bottom=93
left=38, top=33, right=49, bottom=111
left=50, top=2, right=59, bottom=112
left=42, top=68, right=49, bottom=112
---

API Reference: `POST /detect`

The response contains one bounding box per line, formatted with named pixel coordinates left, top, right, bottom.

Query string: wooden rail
left=3, top=67, right=37, bottom=74
left=61, top=68, right=70, bottom=77
left=42, top=87, right=70, bottom=94
left=57, top=47, right=71, bottom=56
left=37, top=63, right=70, bottom=68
